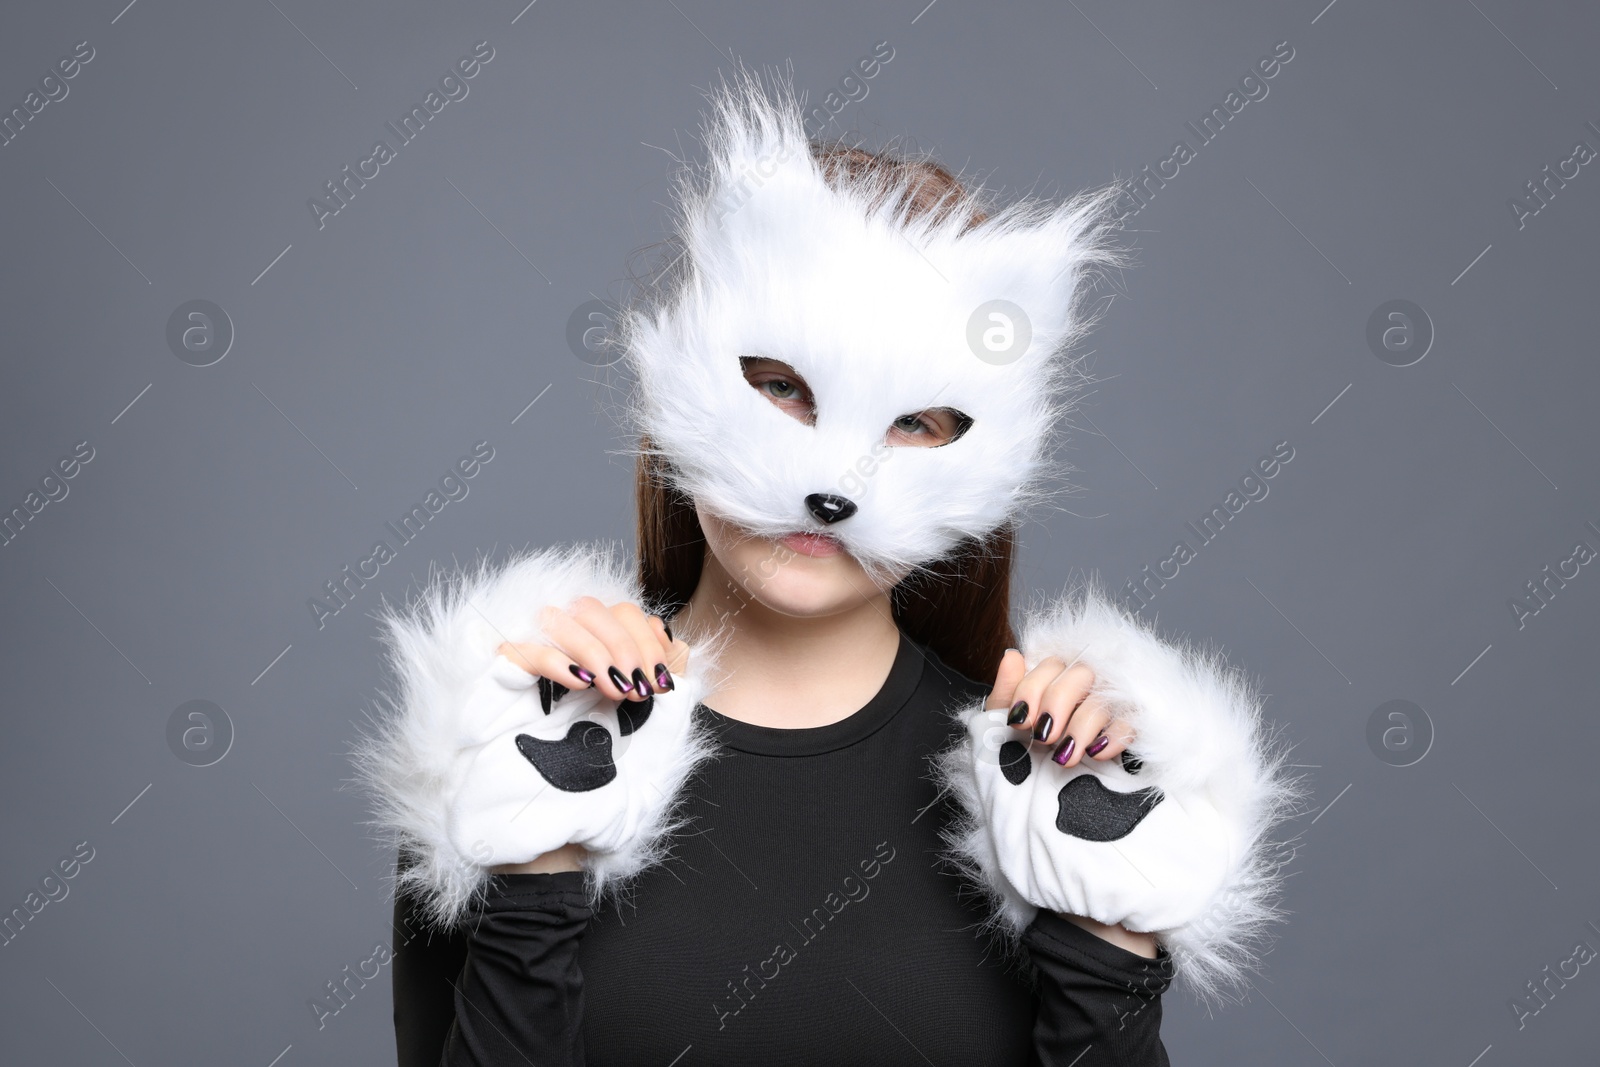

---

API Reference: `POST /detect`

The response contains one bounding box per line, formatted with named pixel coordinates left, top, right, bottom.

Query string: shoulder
left=903, top=633, right=990, bottom=699
left=901, top=636, right=990, bottom=739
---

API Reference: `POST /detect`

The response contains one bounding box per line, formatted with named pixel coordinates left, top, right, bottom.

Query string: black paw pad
left=617, top=694, right=653, bottom=737
left=1054, top=775, right=1163, bottom=842
left=999, top=740, right=1031, bottom=786
left=515, top=721, right=616, bottom=792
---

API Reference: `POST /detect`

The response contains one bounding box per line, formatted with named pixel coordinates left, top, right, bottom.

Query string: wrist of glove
left=354, top=544, right=721, bottom=928
left=932, top=579, right=1302, bottom=1002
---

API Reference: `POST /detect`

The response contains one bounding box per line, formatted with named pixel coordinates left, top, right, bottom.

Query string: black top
left=390, top=635, right=1173, bottom=1066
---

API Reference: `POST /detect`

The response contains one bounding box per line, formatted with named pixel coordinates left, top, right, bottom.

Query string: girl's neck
left=675, top=552, right=903, bottom=730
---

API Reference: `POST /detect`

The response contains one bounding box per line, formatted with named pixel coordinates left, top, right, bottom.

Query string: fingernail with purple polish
left=1032, top=713, right=1053, bottom=742
left=1087, top=734, right=1110, bottom=758
left=607, top=666, right=632, bottom=694
left=631, top=667, right=653, bottom=696
left=1052, top=736, right=1076, bottom=766
left=570, top=665, right=595, bottom=686
left=655, top=664, right=675, bottom=692
left=1007, top=701, right=1029, bottom=726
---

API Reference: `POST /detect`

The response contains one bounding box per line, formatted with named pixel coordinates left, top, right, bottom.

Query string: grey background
left=1, top=0, right=1595, bottom=1063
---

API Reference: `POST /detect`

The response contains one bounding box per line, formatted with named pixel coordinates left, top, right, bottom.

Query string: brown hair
left=634, top=142, right=1017, bottom=684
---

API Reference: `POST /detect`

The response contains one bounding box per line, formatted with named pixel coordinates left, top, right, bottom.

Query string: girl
left=362, top=73, right=1294, bottom=1066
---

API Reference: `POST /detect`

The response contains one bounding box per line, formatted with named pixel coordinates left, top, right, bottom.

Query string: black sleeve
left=1023, top=910, right=1174, bottom=1067
left=435, top=870, right=594, bottom=1067
left=391, top=872, right=469, bottom=1067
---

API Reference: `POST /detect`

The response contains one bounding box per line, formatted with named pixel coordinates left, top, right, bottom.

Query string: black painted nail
left=654, top=663, right=675, bottom=692
left=1006, top=701, right=1029, bottom=726
left=570, top=665, right=595, bottom=686
left=1052, top=736, right=1076, bottom=766
left=662, top=619, right=674, bottom=642
left=607, top=666, right=632, bottom=694
left=1086, top=733, right=1110, bottom=758
left=1032, top=712, right=1053, bottom=742
left=631, top=667, right=653, bottom=696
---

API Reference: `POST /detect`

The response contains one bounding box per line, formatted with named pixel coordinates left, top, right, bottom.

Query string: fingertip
left=993, top=648, right=1027, bottom=690
left=1091, top=735, right=1124, bottom=760
left=490, top=654, right=537, bottom=688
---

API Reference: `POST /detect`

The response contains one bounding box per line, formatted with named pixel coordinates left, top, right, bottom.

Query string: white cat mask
left=623, top=73, right=1125, bottom=576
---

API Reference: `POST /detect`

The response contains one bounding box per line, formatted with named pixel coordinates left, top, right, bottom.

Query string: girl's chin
left=740, top=577, right=876, bottom=620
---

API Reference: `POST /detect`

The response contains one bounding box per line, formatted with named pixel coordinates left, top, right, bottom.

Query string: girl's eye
left=740, top=357, right=817, bottom=425
left=887, top=407, right=974, bottom=448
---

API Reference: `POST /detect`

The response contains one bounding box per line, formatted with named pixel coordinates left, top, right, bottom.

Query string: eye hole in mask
left=740, top=356, right=817, bottom=426
left=740, top=356, right=973, bottom=448
left=887, top=407, right=973, bottom=448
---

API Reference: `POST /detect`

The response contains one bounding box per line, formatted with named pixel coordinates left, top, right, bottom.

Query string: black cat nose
left=805, top=493, right=858, bottom=525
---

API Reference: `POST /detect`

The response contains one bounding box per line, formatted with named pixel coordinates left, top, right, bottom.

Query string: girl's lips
left=778, top=532, right=843, bottom=558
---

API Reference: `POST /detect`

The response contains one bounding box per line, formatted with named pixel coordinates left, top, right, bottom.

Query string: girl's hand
left=986, top=648, right=1135, bottom=767
left=485, top=605, right=690, bottom=874
left=496, top=599, right=689, bottom=703
left=986, top=649, right=1158, bottom=958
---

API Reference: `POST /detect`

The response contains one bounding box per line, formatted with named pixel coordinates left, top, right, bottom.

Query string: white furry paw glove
left=961, top=710, right=1234, bottom=935
left=356, top=544, right=721, bottom=927
left=933, top=581, right=1299, bottom=1000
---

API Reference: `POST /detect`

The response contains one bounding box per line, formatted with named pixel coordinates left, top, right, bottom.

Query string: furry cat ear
left=944, top=182, right=1130, bottom=374
left=671, top=66, right=1128, bottom=382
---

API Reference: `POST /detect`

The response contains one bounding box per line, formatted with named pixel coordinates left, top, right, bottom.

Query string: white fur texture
left=352, top=543, right=724, bottom=928
left=623, top=70, right=1126, bottom=575
left=930, top=578, right=1303, bottom=1003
